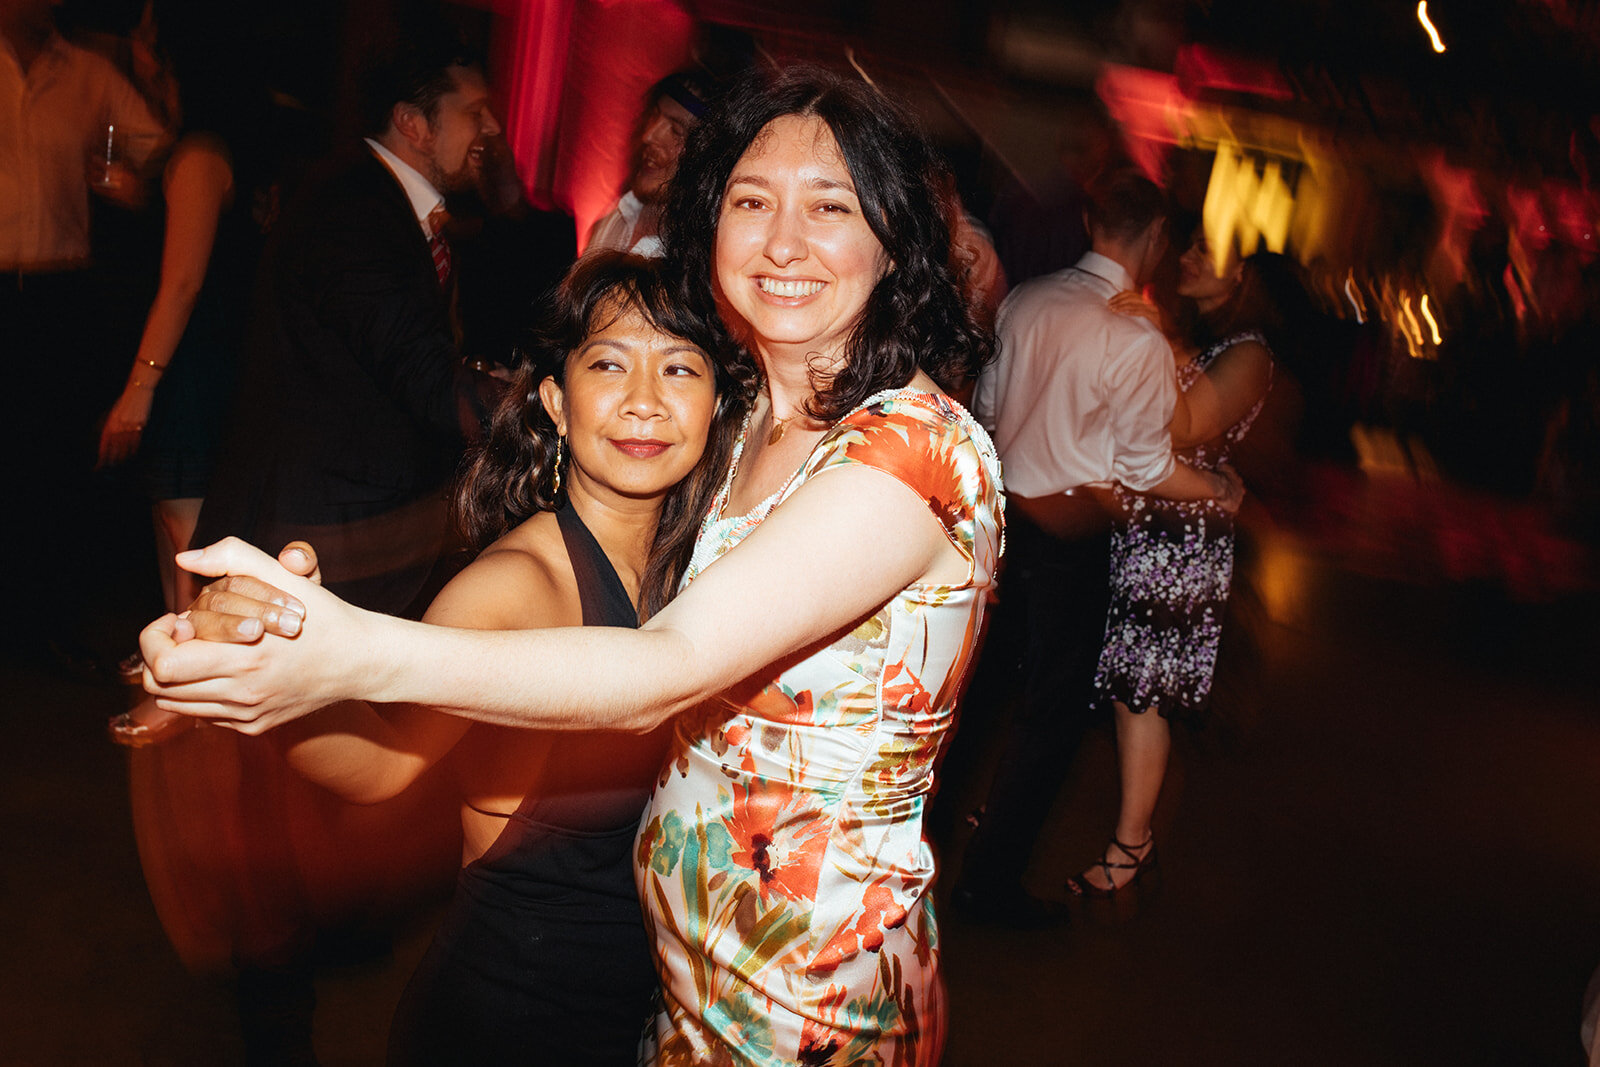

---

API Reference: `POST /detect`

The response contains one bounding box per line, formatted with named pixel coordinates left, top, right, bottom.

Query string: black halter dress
left=387, top=505, right=669, bottom=1065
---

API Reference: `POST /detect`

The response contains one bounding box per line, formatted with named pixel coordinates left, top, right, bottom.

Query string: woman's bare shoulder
left=425, top=514, right=579, bottom=631
left=1221, top=336, right=1272, bottom=362
left=1210, top=336, right=1274, bottom=386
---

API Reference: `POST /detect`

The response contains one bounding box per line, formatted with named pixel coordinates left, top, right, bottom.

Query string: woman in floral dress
left=143, top=65, right=999, bottom=1065
left=1067, top=235, right=1276, bottom=903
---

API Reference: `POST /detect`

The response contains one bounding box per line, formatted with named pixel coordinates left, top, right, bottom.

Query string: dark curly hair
left=454, top=252, right=747, bottom=618
left=358, top=32, right=483, bottom=140
left=659, top=64, right=992, bottom=422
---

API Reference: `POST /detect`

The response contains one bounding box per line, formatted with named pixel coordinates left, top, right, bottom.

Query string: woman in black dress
left=218, top=253, right=743, bottom=1063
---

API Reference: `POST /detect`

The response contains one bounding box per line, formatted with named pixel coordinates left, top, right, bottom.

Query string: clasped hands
left=140, top=538, right=352, bottom=734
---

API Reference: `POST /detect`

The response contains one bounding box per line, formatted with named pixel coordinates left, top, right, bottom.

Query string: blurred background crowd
left=4, top=0, right=1598, bottom=1062
left=10, top=0, right=1598, bottom=667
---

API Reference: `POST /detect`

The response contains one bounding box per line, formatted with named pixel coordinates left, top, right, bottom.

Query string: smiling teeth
left=758, top=278, right=824, bottom=298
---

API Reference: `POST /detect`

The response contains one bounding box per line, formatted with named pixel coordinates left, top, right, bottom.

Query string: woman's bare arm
left=98, top=137, right=233, bottom=468
left=142, top=463, right=967, bottom=735
left=1169, top=339, right=1273, bottom=450
left=270, top=546, right=573, bottom=802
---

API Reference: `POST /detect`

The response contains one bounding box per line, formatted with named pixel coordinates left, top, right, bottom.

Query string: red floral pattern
left=637, top=390, right=1002, bottom=1065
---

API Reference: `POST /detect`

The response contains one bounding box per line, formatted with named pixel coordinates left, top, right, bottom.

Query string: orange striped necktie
left=426, top=206, right=452, bottom=288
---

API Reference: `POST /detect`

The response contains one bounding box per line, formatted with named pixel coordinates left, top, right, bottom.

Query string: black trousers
left=957, top=511, right=1111, bottom=894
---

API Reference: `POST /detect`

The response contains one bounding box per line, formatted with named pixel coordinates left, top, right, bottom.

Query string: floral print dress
left=636, top=389, right=1003, bottom=1066
left=1093, top=331, right=1272, bottom=720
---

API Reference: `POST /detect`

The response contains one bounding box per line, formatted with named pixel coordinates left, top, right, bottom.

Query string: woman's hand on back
left=1108, top=290, right=1164, bottom=330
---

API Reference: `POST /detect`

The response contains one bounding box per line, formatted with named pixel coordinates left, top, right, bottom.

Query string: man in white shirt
left=954, top=171, right=1240, bottom=925
left=0, top=0, right=168, bottom=271
left=585, top=71, right=714, bottom=258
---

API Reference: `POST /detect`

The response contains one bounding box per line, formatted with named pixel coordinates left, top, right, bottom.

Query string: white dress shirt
left=363, top=137, right=444, bottom=237
left=584, top=190, right=662, bottom=258
left=1, top=32, right=168, bottom=269
left=974, top=250, right=1177, bottom=497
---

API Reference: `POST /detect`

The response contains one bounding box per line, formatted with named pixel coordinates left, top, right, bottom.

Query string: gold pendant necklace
left=767, top=412, right=797, bottom=446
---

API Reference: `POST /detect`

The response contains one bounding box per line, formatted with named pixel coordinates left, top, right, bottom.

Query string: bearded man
left=194, top=38, right=507, bottom=615
left=584, top=71, right=715, bottom=257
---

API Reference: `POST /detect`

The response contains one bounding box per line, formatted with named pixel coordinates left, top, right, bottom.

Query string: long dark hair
left=455, top=252, right=746, bottom=618
left=1191, top=249, right=1305, bottom=354
left=659, top=64, right=992, bottom=421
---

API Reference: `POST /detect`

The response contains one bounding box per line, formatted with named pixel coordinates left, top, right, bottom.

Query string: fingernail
left=286, top=548, right=309, bottom=565
left=280, top=612, right=301, bottom=636
left=175, top=548, right=202, bottom=561
left=240, top=618, right=263, bottom=638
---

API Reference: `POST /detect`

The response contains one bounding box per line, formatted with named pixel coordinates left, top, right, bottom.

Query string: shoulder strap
left=555, top=505, right=639, bottom=629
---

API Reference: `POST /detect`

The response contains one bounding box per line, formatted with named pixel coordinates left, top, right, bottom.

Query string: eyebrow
left=726, top=172, right=857, bottom=195
left=577, top=338, right=706, bottom=358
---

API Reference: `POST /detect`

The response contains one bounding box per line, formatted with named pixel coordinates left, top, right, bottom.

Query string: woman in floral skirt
left=1067, top=234, right=1279, bottom=903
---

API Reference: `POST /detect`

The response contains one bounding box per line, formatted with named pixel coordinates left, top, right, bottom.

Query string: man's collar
left=364, top=137, right=444, bottom=229
left=1, top=26, right=67, bottom=72
left=1075, top=250, right=1136, bottom=293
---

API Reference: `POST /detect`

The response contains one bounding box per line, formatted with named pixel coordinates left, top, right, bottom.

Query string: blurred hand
left=475, top=132, right=526, bottom=216
left=1211, top=464, right=1246, bottom=515
left=1108, top=290, right=1163, bottom=329
left=96, top=384, right=155, bottom=469
left=87, top=159, right=145, bottom=209
left=183, top=542, right=322, bottom=642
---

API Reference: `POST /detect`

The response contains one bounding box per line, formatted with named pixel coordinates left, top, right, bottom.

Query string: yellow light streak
left=1344, top=271, right=1366, bottom=323
left=1399, top=291, right=1425, bottom=358
left=1417, top=2, right=1446, bottom=53
left=1202, top=139, right=1295, bottom=274
left=1419, top=293, right=1443, bottom=343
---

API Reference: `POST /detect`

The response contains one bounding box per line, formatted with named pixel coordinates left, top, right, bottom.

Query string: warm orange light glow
left=1419, top=294, right=1443, bottom=344
left=1417, top=2, right=1447, bottom=53
left=1202, top=140, right=1295, bottom=273
left=1397, top=290, right=1437, bottom=359
left=1344, top=271, right=1367, bottom=323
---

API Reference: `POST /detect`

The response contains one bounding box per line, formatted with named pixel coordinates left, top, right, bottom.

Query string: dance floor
left=4, top=516, right=1598, bottom=1065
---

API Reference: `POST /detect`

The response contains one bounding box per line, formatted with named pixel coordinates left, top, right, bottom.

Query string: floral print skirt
left=1093, top=491, right=1236, bottom=720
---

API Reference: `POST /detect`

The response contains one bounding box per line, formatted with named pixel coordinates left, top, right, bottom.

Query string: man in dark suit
left=180, top=40, right=510, bottom=1063
left=195, top=39, right=506, bottom=617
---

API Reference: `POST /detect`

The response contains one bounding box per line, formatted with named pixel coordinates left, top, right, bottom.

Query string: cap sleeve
left=799, top=392, right=1004, bottom=576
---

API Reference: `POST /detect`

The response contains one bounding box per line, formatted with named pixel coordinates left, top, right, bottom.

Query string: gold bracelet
left=141, top=359, right=168, bottom=372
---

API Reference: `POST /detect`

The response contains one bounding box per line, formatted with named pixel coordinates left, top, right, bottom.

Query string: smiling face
left=713, top=114, right=891, bottom=370
left=538, top=303, right=716, bottom=507
left=419, top=65, right=502, bottom=193
left=1177, top=229, right=1244, bottom=314
left=631, top=95, right=696, bottom=204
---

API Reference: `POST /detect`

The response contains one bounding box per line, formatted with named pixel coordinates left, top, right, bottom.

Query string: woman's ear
left=1225, top=255, right=1246, bottom=291
left=537, top=376, right=567, bottom=436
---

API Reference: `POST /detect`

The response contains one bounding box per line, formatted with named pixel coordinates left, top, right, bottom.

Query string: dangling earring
left=552, top=435, right=565, bottom=495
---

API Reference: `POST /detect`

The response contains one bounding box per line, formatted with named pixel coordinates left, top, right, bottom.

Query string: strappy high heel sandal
left=1065, top=835, right=1158, bottom=902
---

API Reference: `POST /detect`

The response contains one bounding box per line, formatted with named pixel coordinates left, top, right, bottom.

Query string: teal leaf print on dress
left=704, top=818, right=733, bottom=871
left=704, top=991, right=779, bottom=1066
left=648, top=811, right=688, bottom=877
